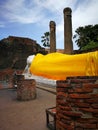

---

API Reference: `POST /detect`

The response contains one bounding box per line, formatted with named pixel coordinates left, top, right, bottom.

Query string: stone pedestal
left=16, top=75, right=36, bottom=101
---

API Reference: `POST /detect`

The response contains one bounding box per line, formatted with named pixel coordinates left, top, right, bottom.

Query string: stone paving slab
left=0, top=88, right=56, bottom=130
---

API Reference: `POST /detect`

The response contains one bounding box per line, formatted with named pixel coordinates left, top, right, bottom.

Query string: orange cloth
left=30, top=51, right=98, bottom=80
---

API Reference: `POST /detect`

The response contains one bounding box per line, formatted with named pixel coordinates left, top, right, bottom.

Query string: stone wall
left=0, top=69, right=23, bottom=89
left=56, top=76, right=98, bottom=130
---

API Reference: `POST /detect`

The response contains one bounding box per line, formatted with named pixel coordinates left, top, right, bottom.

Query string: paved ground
left=36, top=82, right=56, bottom=94
left=0, top=88, right=56, bottom=130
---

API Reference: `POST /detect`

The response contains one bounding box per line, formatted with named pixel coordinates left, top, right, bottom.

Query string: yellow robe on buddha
left=30, top=51, right=98, bottom=80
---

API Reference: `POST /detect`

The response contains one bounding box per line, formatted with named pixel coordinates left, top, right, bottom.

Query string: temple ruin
left=49, top=7, right=73, bottom=54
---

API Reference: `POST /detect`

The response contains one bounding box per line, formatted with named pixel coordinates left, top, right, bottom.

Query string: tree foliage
left=41, top=32, right=50, bottom=47
left=73, top=24, right=98, bottom=50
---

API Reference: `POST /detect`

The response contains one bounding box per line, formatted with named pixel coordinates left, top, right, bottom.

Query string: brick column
left=56, top=76, right=98, bottom=130
left=49, top=21, right=56, bottom=53
left=63, top=7, right=73, bottom=54
left=16, top=75, right=36, bottom=101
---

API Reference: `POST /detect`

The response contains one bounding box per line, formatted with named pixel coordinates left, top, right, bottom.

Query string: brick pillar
left=56, top=76, right=98, bottom=130
left=63, top=7, right=73, bottom=54
left=49, top=21, right=56, bottom=53
left=16, top=75, right=36, bottom=101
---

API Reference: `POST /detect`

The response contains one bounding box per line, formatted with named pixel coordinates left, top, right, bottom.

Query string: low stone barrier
left=56, top=76, right=98, bottom=130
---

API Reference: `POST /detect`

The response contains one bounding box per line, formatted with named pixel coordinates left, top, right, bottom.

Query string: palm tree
left=41, top=32, right=50, bottom=47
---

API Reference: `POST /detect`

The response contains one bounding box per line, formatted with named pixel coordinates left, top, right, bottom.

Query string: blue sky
left=0, top=0, right=98, bottom=50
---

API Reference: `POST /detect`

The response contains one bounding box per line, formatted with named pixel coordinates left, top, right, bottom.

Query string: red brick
left=57, top=92, right=68, bottom=98
left=58, top=105, right=72, bottom=111
left=78, top=118, right=98, bottom=123
left=56, top=99, right=68, bottom=106
left=61, top=118, right=72, bottom=125
left=66, top=98, right=81, bottom=103
left=69, top=94, right=91, bottom=99
left=57, top=113, right=71, bottom=120
left=70, top=87, right=93, bottom=93
left=57, top=82, right=71, bottom=88
left=68, top=89, right=74, bottom=93
left=92, top=104, right=98, bottom=109
left=57, top=87, right=68, bottom=92
left=62, top=110, right=82, bottom=118
left=85, top=98, right=98, bottom=103
left=75, top=128, right=83, bottom=130
left=91, top=94, right=98, bottom=98
left=97, top=123, right=98, bottom=128
left=92, top=113, right=98, bottom=118
left=83, top=83, right=98, bottom=88
left=75, top=122, right=97, bottom=129
left=73, top=102, right=90, bottom=108
left=70, top=79, right=96, bottom=83
left=71, top=84, right=82, bottom=88
left=56, top=120, right=74, bottom=130
left=79, top=108, right=98, bottom=114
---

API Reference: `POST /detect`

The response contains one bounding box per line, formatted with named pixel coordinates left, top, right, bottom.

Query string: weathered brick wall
left=56, top=76, right=98, bottom=130
left=16, top=75, right=36, bottom=101
left=0, top=69, right=23, bottom=89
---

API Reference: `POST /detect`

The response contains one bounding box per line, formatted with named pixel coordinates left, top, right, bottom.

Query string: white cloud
left=1, top=0, right=45, bottom=24
left=0, top=0, right=75, bottom=24
left=73, top=0, right=98, bottom=32
left=0, top=0, right=98, bottom=49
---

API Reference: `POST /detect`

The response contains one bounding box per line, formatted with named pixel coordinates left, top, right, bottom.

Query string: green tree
left=41, top=32, right=50, bottom=47
left=73, top=24, right=98, bottom=50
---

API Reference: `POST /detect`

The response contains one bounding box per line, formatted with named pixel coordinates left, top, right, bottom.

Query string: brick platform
left=56, top=76, right=98, bottom=130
